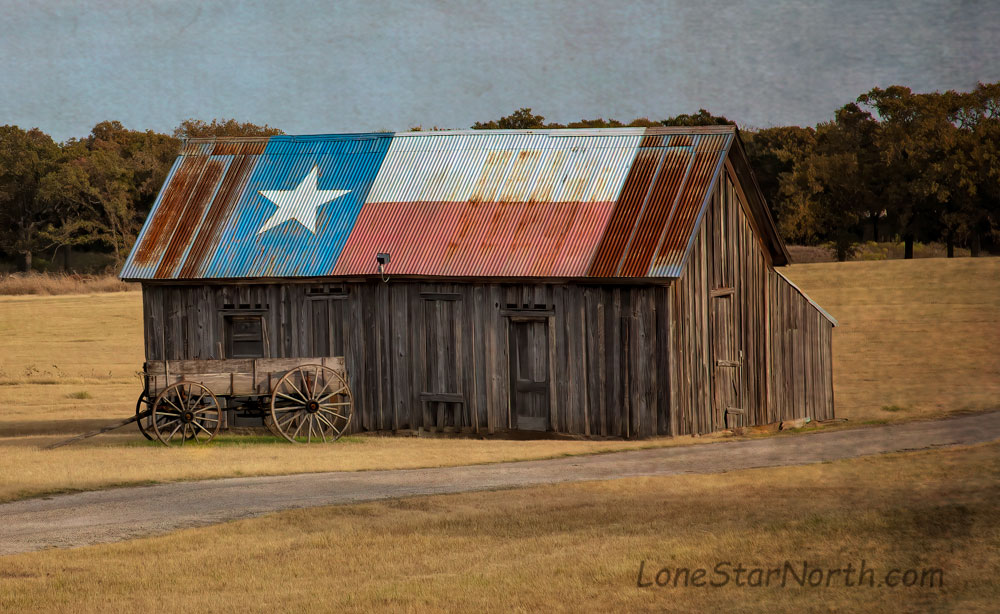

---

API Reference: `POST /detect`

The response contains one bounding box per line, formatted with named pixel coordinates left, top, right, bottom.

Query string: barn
left=120, top=126, right=836, bottom=438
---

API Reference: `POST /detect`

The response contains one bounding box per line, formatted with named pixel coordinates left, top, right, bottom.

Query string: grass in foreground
left=1, top=443, right=997, bottom=613
left=0, top=432, right=715, bottom=503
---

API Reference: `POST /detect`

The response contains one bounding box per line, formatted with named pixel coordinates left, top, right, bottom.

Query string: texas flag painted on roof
left=119, top=127, right=776, bottom=281
left=124, top=134, right=391, bottom=279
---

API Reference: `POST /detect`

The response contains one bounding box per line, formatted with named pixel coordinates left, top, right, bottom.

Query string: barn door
left=708, top=179, right=747, bottom=431
left=508, top=318, right=550, bottom=431
left=710, top=291, right=744, bottom=430
left=419, top=294, right=465, bottom=430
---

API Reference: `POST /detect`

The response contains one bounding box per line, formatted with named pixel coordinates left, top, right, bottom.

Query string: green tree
left=565, top=118, right=625, bottom=128
left=858, top=86, right=960, bottom=258
left=943, top=83, right=1000, bottom=256
left=627, top=118, right=663, bottom=127
left=472, top=108, right=549, bottom=130
left=778, top=105, right=879, bottom=260
left=472, top=109, right=734, bottom=131
left=39, top=122, right=180, bottom=264
left=661, top=109, right=734, bottom=126
left=173, top=118, right=284, bottom=139
left=0, top=125, right=60, bottom=271
left=743, top=126, right=817, bottom=225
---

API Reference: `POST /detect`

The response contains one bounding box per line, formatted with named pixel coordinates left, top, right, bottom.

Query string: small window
left=306, top=285, right=349, bottom=297
left=225, top=315, right=265, bottom=358
left=499, top=302, right=555, bottom=316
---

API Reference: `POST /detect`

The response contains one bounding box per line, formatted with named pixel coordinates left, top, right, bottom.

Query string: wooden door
left=508, top=318, right=550, bottom=431
left=711, top=292, right=745, bottom=429
left=419, top=295, right=464, bottom=429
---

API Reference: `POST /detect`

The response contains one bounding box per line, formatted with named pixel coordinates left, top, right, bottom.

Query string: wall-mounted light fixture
left=376, top=252, right=391, bottom=282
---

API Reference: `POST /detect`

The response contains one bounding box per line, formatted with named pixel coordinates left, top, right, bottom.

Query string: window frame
left=220, top=309, right=269, bottom=359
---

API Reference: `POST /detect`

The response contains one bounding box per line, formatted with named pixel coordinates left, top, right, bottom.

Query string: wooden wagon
left=135, top=357, right=353, bottom=445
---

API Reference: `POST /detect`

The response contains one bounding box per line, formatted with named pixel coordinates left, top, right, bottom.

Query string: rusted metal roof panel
left=121, top=127, right=744, bottom=280
left=648, top=133, right=732, bottom=277
left=120, top=134, right=393, bottom=280
left=586, top=131, right=732, bottom=277
left=334, top=131, right=643, bottom=277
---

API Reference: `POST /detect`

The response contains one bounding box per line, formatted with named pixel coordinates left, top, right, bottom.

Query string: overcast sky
left=2, top=0, right=998, bottom=142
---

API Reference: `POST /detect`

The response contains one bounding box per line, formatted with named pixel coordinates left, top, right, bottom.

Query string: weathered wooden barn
left=120, top=126, right=836, bottom=438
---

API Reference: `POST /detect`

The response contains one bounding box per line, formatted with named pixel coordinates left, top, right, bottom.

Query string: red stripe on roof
left=333, top=200, right=615, bottom=277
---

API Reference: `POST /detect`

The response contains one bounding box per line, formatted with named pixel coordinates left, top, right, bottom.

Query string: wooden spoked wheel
left=151, top=382, right=222, bottom=445
left=136, top=392, right=155, bottom=441
left=137, top=391, right=180, bottom=441
left=270, top=365, right=353, bottom=443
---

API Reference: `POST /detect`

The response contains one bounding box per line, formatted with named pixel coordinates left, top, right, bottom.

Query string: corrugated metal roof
left=121, top=134, right=393, bottom=279
left=121, top=127, right=747, bottom=281
left=334, top=131, right=642, bottom=277
left=587, top=131, right=732, bottom=277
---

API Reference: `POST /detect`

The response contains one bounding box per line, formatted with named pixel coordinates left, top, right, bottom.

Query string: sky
left=2, top=0, right=998, bottom=142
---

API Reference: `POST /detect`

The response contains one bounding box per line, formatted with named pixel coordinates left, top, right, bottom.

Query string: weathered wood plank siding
left=766, top=271, right=836, bottom=422
left=667, top=164, right=834, bottom=434
left=142, top=281, right=673, bottom=437
left=668, top=189, right=712, bottom=435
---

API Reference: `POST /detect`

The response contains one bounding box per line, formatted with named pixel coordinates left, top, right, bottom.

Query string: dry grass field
left=1, top=442, right=996, bottom=613
left=0, top=273, right=135, bottom=296
left=781, top=257, right=1000, bottom=423
left=0, top=292, right=143, bottom=433
left=0, top=257, right=996, bottom=502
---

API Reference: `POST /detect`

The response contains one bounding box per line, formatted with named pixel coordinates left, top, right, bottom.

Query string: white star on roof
left=256, top=166, right=350, bottom=235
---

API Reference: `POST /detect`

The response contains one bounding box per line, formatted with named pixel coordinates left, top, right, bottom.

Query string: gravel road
left=1, top=411, right=997, bottom=556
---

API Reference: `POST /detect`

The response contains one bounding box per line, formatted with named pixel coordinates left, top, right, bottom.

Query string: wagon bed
left=143, top=357, right=345, bottom=399
left=137, top=356, right=353, bottom=445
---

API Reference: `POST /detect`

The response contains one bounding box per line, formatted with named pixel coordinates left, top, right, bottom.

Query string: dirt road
left=2, top=411, right=998, bottom=556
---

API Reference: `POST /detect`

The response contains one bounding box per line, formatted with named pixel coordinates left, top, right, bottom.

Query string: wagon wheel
left=270, top=364, right=352, bottom=443
left=135, top=391, right=176, bottom=441
left=135, top=392, right=155, bottom=441
left=151, top=382, right=222, bottom=446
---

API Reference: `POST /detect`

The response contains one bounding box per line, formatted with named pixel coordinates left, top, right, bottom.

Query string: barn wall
left=667, top=196, right=712, bottom=435
left=708, top=169, right=772, bottom=428
left=767, top=272, right=836, bottom=422
left=141, top=281, right=672, bottom=437
left=669, top=163, right=834, bottom=432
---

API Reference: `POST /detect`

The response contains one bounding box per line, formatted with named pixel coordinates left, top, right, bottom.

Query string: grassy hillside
left=782, top=257, right=1000, bottom=423
left=0, top=291, right=144, bottom=431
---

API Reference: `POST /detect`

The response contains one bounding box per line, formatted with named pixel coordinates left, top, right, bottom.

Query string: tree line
left=1, top=84, right=997, bottom=271
left=0, top=119, right=282, bottom=271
